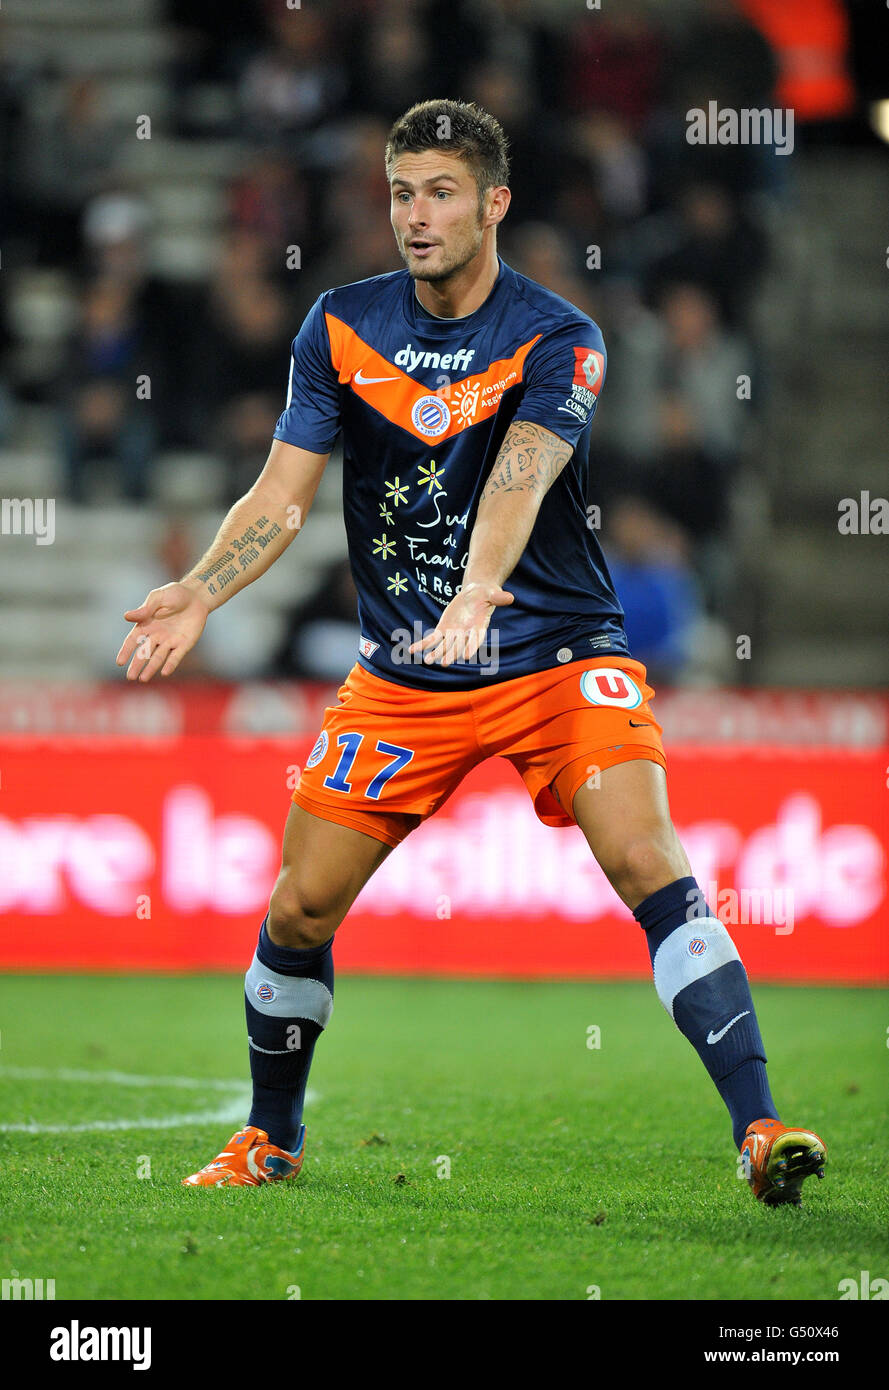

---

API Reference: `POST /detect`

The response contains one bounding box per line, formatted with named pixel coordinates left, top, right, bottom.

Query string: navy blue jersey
left=273, top=257, right=628, bottom=688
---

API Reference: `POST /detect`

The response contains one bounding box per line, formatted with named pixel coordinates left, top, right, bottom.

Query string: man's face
left=389, top=150, right=487, bottom=283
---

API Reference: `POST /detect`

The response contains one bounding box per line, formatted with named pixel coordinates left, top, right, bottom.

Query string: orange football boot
left=739, top=1117, right=826, bottom=1207
left=182, top=1124, right=306, bottom=1187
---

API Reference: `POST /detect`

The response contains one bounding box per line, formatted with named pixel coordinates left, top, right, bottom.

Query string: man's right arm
left=116, top=440, right=330, bottom=682
left=181, top=439, right=329, bottom=611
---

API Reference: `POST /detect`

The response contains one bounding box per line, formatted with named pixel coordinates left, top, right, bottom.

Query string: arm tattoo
left=479, top=421, right=574, bottom=502
left=193, top=513, right=283, bottom=595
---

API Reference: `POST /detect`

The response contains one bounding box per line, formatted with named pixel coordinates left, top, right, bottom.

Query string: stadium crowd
left=0, top=0, right=864, bottom=682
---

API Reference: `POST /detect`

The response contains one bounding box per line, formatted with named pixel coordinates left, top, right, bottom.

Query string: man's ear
left=485, top=185, right=511, bottom=228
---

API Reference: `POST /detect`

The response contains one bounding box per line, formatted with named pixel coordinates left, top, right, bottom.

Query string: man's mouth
left=408, top=239, right=438, bottom=258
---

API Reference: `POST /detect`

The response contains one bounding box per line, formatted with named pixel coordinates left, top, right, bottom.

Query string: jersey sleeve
left=516, top=317, right=606, bottom=449
left=272, top=293, right=341, bottom=453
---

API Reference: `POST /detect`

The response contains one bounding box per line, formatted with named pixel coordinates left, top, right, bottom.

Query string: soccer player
left=117, top=100, right=825, bottom=1206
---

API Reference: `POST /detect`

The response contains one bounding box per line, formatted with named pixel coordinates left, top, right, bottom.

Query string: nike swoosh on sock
left=706, top=1010, right=751, bottom=1044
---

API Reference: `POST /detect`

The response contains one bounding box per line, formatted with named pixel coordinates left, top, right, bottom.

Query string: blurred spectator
left=187, top=252, right=293, bottom=499
left=506, top=223, right=600, bottom=320
left=468, top=0, right=557, bottom=102
left=571, top=111, right=648, bottom=224
left=295, top=215, right=401, bottom=313
left=16, top=76, right=120, bottom=267
left=294, top=118, right=401, bottom=307
left=603, top=281, right=750, bottom=472
left=602, top=495, right=702, bottom=685
left=0, top=259, right=13, bottom=442
left=58, top=276, right=157, bottom=503
left=643, top=182, right=768, bottom=329
left=646, top=0, right=781, bottom=205
left=79, top=190, right=199, bottom=450
left=81, top=191, right=151, bottom=280
left=565, top=8, right=664, bottom=134
left=347, top=9, right=432, bottom=121
left=269, top=556, right=359, bottom=680
left=0, top=17, right=31, bottom=248
left=318, top=116, right=394, bottom=246
left=229, top=151, right=312, bottom=273
left=238, top=8, right=347, bottom=143
left=644, top=390, right=733, bottom=540
left=166, top=0, right=267, bottom=85
left=657, top=282, right=751, bottom=462
left=671, top=0, right=778, bottom=114
left=549, top=152, right=609, bottom=276
left=413, top=0, right=493, bottom=103
left=465, top=59, right=566, bottom=222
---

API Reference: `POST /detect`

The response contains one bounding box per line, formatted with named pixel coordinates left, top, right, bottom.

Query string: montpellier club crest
left=411, top=395, right=450, bottom=437
left=305, top=730, right=329, bottom=769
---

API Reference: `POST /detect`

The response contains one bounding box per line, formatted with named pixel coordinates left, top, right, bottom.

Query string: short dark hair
left=385, top=99, right=510, bottom=208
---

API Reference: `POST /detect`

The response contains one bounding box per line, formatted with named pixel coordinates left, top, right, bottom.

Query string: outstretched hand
left=407, top=581, right=514, bottom=667
left=116, top=582, right=211, bottom=682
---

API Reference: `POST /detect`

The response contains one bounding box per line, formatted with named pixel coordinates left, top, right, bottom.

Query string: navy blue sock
left=634, top=876, right=779, bottom=1149
left=244, top=916, right=334, bottom=1151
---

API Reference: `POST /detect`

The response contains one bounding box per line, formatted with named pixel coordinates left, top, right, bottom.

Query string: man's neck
left=414, top=243, right=500, bottom=320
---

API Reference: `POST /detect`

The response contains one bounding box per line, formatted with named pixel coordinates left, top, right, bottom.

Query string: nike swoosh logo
left=629, top=720, right=648, bottom=728
left=354, top=369, right=399, bottom=385
left=706, top=1011, right=750, bottom=1045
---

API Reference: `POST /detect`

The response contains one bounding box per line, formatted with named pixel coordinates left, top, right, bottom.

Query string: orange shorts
left=292, top=655, right=666, bottom=848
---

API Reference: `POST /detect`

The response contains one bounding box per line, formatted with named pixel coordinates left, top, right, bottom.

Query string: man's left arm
left=409, top=419, right=573, bottom=667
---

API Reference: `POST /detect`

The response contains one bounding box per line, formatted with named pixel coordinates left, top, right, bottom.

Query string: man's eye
left=434, top=190, right=450, bottom=199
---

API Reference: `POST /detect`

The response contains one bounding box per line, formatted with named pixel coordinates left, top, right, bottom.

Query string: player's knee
left=603, top=832, right=687, bottom=909
left=267, top=875, right=341, bottom=950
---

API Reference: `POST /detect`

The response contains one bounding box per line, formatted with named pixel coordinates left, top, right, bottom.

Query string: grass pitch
left=0, top=975, right=885, bottom=1301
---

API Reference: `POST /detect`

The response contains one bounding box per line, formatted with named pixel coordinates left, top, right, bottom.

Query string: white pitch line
left=0, top=1066, right=250, bottom=1091
left=0, top=1095, right=252, bottom=1135
left=0, top=1067, right=317, bottom=1135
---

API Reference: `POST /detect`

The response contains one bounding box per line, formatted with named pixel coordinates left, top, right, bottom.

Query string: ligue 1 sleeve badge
left=572, top=347, right=604, bottom=395
left=306, top=730, right=329, bottom=770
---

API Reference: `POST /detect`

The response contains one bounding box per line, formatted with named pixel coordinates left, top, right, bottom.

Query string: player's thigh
left=571, top=758, right=690, bottom=909
left=269, top=801, right=418, bottom=943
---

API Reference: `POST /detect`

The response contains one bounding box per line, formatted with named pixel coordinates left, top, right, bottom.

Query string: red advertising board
left=0, top=733, right=885, bottom=982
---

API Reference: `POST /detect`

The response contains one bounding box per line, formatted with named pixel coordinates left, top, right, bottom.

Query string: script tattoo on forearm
left=196, top=514, right=283, bottom=596
left=479, top=421, right=573, bottom=502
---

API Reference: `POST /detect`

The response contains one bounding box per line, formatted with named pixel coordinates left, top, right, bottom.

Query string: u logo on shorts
left=579, top=667, right=643, bottom=709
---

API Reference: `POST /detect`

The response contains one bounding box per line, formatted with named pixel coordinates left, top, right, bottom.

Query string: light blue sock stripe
left=245, top=955, right=333, bottom=1027
left=652, top=917, right=740, bottom=1020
